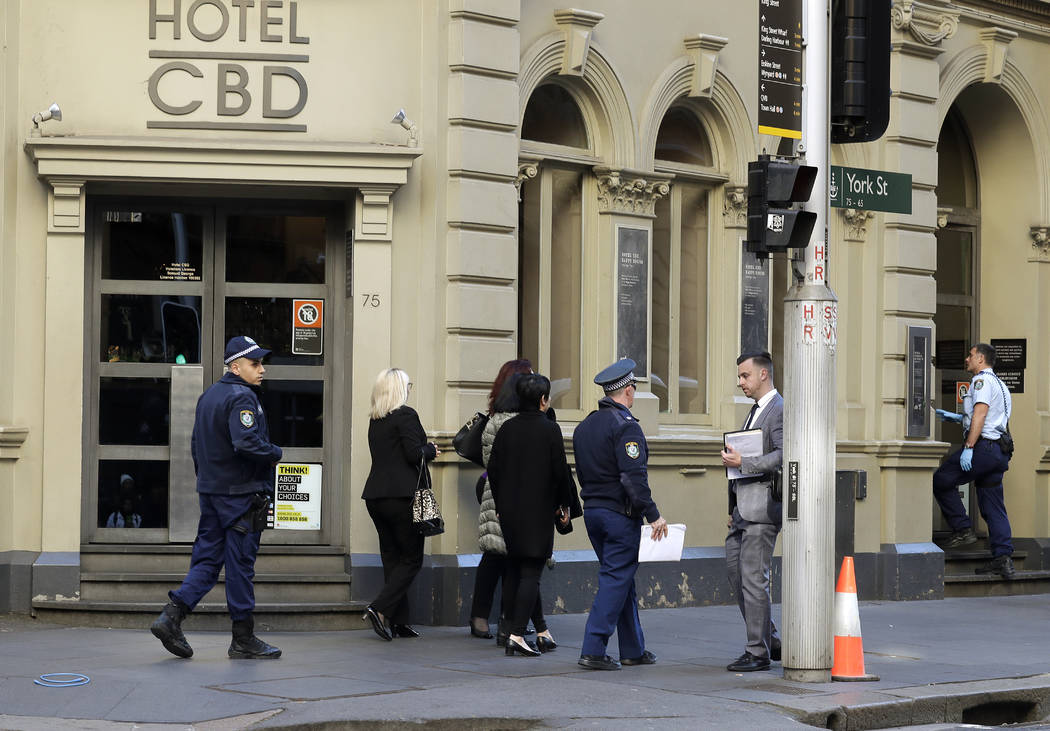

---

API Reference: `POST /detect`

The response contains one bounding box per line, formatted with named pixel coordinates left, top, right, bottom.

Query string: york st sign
left=147, top=0, right=310, bottom=132
left=829, top=165, right=912, bottom=214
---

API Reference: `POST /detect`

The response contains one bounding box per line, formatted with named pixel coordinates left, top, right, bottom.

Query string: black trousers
left=469, top=551, right=546, bottom=631
left=366, top=497, right=424, bottom=625
left=503, top=556, right=547, bottom=637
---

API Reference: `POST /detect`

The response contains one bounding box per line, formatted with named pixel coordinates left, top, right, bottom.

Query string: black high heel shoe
left=469, top=618, right=493, bottom=640
left=505, top=636, right=541, bottom=657
left=364, top=605, right=392, bottom=642
left=495, top=619, right=509, bottom=647
left=391, top=624, right=420, bottom=638
left=535, top=634, right=557, bottom=652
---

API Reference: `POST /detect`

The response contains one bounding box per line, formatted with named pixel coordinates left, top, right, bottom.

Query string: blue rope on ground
left=34, top=673, right=90, bottom=687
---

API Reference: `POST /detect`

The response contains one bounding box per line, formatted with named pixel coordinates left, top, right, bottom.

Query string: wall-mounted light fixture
left=391, top=109, right=418, bottom=147
left=32, top=103, right=62, bottom=129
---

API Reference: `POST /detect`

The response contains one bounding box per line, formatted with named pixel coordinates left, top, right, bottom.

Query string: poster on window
left=292, top=299, right=323, bottom=356
left=616, top=226, right=650, bottom=378
left=273, top=463, right=322, bottom=530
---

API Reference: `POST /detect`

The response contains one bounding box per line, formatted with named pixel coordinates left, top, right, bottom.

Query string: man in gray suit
left=720, top=351, right=783, bottom=672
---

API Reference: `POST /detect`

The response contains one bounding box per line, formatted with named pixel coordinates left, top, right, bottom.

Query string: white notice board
left=274, top=463, right=322, bottom=530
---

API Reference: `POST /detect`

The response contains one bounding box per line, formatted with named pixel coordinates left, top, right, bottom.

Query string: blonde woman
left=361, top=368, right=439, bottom=641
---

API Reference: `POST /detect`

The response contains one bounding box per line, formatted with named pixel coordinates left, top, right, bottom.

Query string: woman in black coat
left=361, top=368, right=439, bottom=641
left=487, top=374, right=576, bottom=657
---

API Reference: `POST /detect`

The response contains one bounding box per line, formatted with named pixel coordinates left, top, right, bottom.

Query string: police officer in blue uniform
left=932, top=342, right=1015, bottom=578
left=151, top=336, right=284, bottom=658
left=573, top=358, right=668, bottom=671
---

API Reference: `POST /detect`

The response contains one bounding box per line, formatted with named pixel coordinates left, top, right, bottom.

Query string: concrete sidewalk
left=1, top=595, right=1049, bottom=730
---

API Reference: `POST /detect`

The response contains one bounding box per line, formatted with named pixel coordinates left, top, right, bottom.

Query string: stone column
left=1028, top=227, right=1050, bottom=535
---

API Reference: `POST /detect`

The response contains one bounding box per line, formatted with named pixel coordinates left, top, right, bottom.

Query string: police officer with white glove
left=932, top=343, right=1014, bottom=578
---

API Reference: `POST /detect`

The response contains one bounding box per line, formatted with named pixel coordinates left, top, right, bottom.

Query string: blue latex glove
left=935, top=409, right=963, bottom=423
left=960, top=447, right=974, bottom=471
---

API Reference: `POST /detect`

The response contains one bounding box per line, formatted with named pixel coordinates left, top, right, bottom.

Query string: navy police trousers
left=581, top=507, right=646, bottom=659
left=171, top=493, right=261, bottom=621
left=933, top=439, right=1013, bottom=558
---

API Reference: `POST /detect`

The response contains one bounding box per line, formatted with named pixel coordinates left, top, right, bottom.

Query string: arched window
left=651, top=105, right=718, bottom=416
left=518, top=82, right=594, bottom=412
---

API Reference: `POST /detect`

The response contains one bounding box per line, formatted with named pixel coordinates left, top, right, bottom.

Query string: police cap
left=594, top=358, right=637, bottom=393
left=224, top=335, right=271, bottom=364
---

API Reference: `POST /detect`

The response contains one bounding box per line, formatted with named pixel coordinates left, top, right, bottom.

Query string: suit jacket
left=728, top=392, right=783, bottom=525
left=361, top=406, right=437, bottom=500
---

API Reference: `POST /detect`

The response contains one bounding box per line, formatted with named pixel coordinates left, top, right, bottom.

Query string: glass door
left=87, top=198, right=342, bottom=545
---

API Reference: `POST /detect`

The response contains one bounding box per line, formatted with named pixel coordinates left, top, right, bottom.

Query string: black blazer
left=361, top=406, right=436, bottom=500
left=488, top=411, right=576, bottom=558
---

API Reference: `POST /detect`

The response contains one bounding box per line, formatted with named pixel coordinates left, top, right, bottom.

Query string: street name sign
left=758, top=0, right=803, bottom=139
left=829, top=165, right=912, bottom=214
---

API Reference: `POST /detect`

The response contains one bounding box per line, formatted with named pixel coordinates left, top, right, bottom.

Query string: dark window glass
left=99, top=378, right=170, bottom=445
left=522, top=84, right=588, bottom=148
left=655, top=107, right=713, bottom=167
left=101, top=295, right=202, bottom=363
left=101, top=211, right=204, bottom=281
left=260, top=380, right=324, bottom=448
left=936, top=109, right=977, bottom=208
left=97, top=459, right=169, bottom=528
left=225, top=297, right=323, bottom=366
left=226, top=215, right=326, bottom=283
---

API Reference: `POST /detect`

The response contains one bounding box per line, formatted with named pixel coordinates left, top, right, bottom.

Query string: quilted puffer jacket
left=477, top=411, right=516, bottom=554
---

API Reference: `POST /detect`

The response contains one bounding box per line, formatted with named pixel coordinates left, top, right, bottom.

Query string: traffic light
left=745, top=156, right=818, bottom=258
left=831, top=0, right=891, bottom=143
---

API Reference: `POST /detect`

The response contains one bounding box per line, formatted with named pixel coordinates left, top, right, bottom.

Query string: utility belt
left=968, top=433, right=1014, bottom=457
left=232, top=492, right=273, bottom=534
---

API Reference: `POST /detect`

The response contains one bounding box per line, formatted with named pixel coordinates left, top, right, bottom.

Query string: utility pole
left=781, top=0, right=837, bottom=683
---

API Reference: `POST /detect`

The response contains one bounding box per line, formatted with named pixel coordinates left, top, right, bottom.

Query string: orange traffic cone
left=831, top=556, right=879, bottom=681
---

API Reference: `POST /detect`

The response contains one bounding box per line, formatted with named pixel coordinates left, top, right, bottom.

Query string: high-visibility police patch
left=974, top=379, right=984, bottom=391
left=239, top=410, right=256, bottom=428
left=625, top=441, right=640, bottom=459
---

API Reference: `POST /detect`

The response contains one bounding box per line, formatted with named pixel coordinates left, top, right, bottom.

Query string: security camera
left=32, top=103, right=62, bottom=128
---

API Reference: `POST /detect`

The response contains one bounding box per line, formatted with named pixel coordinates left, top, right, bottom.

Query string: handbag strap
left=416, top=455, right=432, bottom=491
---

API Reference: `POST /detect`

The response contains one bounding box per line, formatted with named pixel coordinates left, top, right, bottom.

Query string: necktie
left=743, top=403, right=758, bottom=429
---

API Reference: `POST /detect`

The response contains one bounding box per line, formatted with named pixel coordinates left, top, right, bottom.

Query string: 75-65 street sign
left=830, top=165, right=912, bottom=214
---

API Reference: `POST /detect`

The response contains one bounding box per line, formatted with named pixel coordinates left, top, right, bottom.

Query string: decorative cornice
left=1030, top=226, right=1050, bottom=262
left=684, top=34, right=729, bottom=98
left=553, top=8, right=604, bottom=76
left=0, top=425, right=29, bottom=461
left=841, top=208, right=874, bottom=241
left=514, top=160, right=538, bottom=201
left=722, top=185, right=747, bottom=228
left=593, top=167, right=671, bottom=216
left=892, top=1, right=959, bottom=46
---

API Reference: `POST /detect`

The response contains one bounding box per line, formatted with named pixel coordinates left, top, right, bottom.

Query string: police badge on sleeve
left=625, top=441, right=640, bottom=459
left=239, top=410, right=256, bottom=428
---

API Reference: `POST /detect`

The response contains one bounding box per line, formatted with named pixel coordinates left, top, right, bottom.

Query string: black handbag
left=453, top=412, right=488, bottom=467
left=412, top=457, right=445, bottom=537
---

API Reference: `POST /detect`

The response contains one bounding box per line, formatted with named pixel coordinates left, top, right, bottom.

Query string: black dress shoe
left=578, top=654, right=621, bottom=671
left=505, top=636, right=541, bottom=657
left=535, top=634, right=557, bottom=652
left=469, top=618, right=493, bottom=639
left=364, top=606, right=392, bottom=641
left=942, top=527, right=978, bottom=549
left=620, top=649, right=657, bottom=666
left=770, top=639, right=782, bottom=662
left=391, top=624, right=420, bottom=638
left=727, top=651, right=771, bottom=672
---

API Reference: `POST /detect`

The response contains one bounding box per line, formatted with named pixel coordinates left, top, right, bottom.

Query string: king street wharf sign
left=830, top=165, right=912, bottom=214
left=757, top=0, right=803, bottom=139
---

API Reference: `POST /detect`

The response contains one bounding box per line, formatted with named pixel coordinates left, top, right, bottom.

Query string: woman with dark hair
left=488, top=374, right=575, bottom=657
left=468, top=359, right=532, bottom=640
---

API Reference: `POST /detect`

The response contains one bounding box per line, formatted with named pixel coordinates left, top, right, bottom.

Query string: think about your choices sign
left=274, top=463, right=322, bottom=530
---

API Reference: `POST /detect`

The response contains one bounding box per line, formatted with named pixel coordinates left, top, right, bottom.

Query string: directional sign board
left=758, top=0, right=803, bottom=139
left=830, top=165, right=913, bottom=214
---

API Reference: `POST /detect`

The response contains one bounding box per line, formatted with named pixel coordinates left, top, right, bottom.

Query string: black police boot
left=975, top=554, right=1016, bottom=579
left=151, top=600, right=193, bottom=658
left=229, top=617, right=282, bottom=659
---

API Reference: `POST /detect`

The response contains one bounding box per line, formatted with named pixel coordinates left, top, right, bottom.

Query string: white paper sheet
left=638, top=523, right=686, bottom=562
left=724, top=428, right=764, bottom=480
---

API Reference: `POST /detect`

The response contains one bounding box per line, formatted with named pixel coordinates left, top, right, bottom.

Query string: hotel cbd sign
left=147, top=0, right=310, bottom=132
